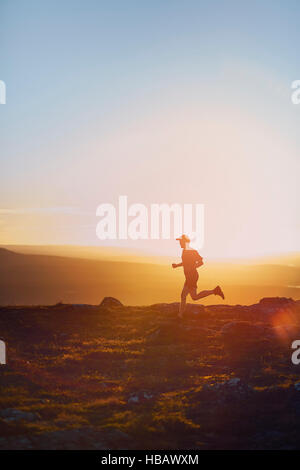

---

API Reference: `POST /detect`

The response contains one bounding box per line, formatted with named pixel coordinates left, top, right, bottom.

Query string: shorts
left=184, top=270, right=199, bottom=290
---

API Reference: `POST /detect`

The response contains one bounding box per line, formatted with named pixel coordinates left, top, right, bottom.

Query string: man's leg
left=189, top=288, right=215, bottom=301
left=190, top=285, right=224, bottom=301
left=179, top=284, right=189, bottom=317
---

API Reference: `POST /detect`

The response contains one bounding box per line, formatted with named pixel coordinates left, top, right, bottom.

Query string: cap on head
left=176, top=234, right=190, bottom=243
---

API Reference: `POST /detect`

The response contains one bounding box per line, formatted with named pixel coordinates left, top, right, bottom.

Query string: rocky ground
left=0, top=296, right=300, bottom=450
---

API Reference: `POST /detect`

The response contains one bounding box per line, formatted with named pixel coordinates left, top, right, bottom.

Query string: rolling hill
left=0, top=247, right=299, bottom=305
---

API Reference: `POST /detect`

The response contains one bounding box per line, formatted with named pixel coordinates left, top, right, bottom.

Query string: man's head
left=176, top=234, right=190, bottom=249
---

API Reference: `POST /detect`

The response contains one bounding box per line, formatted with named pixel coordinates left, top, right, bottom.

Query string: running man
left=172, top=234, right=224, bottom=318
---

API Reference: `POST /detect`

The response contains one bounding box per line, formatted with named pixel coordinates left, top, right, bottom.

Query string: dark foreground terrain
left=0, top=296, right=300, bottom=450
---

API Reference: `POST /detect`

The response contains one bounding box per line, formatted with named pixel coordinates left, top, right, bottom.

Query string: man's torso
left=182, top=249, right=201, bottom=276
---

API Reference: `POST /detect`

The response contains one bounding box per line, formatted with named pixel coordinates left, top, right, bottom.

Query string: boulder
left=149, top=303, right=179, bottom=315
left=99, top=297, right=123, bottom=308
left=259, top=297, right=294, bottom=307
left=258, top=297, right=296, bottom=315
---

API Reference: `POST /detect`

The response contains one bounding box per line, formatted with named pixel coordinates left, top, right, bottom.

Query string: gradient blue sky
left=1, top=0, right=299, bottom=257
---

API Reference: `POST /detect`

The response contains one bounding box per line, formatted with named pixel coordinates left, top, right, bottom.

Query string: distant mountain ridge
left=0, top=247, right=26, bottom=258
left=0, top=247, right=299, bottom=306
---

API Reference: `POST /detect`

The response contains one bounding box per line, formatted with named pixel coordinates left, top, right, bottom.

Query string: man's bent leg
left=190, top=288, right=215, bottom=301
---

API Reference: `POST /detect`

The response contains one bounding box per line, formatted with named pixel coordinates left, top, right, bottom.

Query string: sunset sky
left=1, top=0, right=299, bottom=258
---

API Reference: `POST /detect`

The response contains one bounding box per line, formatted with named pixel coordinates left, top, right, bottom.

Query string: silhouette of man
left=172, top=234, right=224, bottom=318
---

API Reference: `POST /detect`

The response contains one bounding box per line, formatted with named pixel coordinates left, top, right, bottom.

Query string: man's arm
left=172, top=262, right=183, bottom=269
left=195, top=252, right=204, bottom=268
